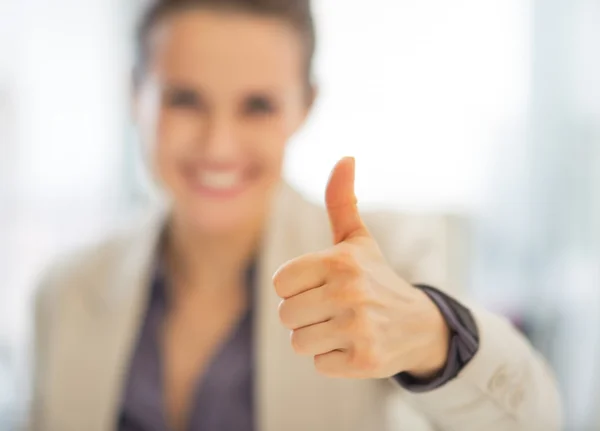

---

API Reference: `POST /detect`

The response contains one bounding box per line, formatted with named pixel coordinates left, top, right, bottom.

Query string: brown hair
left=135, top=0, right=316, bottom=85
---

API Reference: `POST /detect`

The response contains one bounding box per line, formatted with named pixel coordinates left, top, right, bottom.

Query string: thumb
left=325, top=157, right=369, bottom=244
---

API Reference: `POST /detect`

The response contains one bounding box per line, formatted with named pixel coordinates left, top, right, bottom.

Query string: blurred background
left=0, top=0, right=599, bottom=429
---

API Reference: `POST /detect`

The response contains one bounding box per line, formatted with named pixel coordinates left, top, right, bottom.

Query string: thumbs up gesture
left=273, top=158, right=450, bottom=379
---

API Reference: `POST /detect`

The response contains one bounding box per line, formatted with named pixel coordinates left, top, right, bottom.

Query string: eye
left=243, top=95, right=277, bottom=115
left=164, top=88, right=203, bottom=110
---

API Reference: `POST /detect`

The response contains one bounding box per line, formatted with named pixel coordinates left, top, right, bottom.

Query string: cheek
left=244, top=118, right=290, bottom=177
left=153, top=111, right=202, bottom=177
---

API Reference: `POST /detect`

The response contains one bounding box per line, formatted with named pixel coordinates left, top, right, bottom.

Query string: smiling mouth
left=182, top=166, right=249, bottom=198
left=195, top=170, right=241, bottom=189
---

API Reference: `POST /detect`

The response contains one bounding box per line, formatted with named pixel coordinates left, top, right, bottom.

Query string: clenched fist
left=273, top=157, right=450, bottom=379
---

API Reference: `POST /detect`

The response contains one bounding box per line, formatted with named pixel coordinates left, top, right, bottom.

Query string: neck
left=165, top=211, right=264, bottom=293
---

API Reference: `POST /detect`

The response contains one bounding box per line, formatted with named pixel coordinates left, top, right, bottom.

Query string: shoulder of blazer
left=33, top=208, right=166, bottom=315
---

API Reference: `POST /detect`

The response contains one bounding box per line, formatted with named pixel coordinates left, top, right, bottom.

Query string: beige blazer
left=30, top=184, right=561, bottom=431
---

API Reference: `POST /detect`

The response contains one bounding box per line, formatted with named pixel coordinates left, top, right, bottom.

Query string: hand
left=273, top=157, right=450, bottom=379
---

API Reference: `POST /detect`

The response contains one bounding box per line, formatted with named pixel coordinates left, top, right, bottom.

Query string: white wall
left=0, top=0, right=130, bottom=424
left=286, top=0, right=531, bottom=211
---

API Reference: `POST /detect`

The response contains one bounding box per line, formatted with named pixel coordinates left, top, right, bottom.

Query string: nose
left=201, top=112, right=239, bottom=161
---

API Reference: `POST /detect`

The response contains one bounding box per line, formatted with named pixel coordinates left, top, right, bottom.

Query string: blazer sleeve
left=370, top=213, right=563, bottom=431
left=399, top=302, right=562, bottom=431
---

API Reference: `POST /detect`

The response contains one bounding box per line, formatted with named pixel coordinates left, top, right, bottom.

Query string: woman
left=29, top=0, right=561, bottom=430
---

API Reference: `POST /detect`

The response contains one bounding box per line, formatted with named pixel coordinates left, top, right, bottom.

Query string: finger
left=290, top=320, right=348, bottom=356
left=325, top=157, right=369, bottom=244
left=278, top=286, right=334, bottom=330
left=314, top=350, right=354, bottom=378
left=273, top=252, right=328, bottom=299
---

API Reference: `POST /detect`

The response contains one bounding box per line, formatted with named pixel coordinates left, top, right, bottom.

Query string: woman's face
left=135, top=9, right=311, bottom=234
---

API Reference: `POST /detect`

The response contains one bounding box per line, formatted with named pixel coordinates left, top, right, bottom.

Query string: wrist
left=405, top=290, right=451, bottom=378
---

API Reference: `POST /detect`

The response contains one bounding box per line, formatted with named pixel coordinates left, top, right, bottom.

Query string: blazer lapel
left=254, top=183, right=296, bottom=431
left=254, top=184, right=348, bottom=431
left=65, top=210, right=166, bottom=430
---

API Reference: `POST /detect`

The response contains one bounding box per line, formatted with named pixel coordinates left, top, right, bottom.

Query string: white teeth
left=196, top=171, right=240, bottom=189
